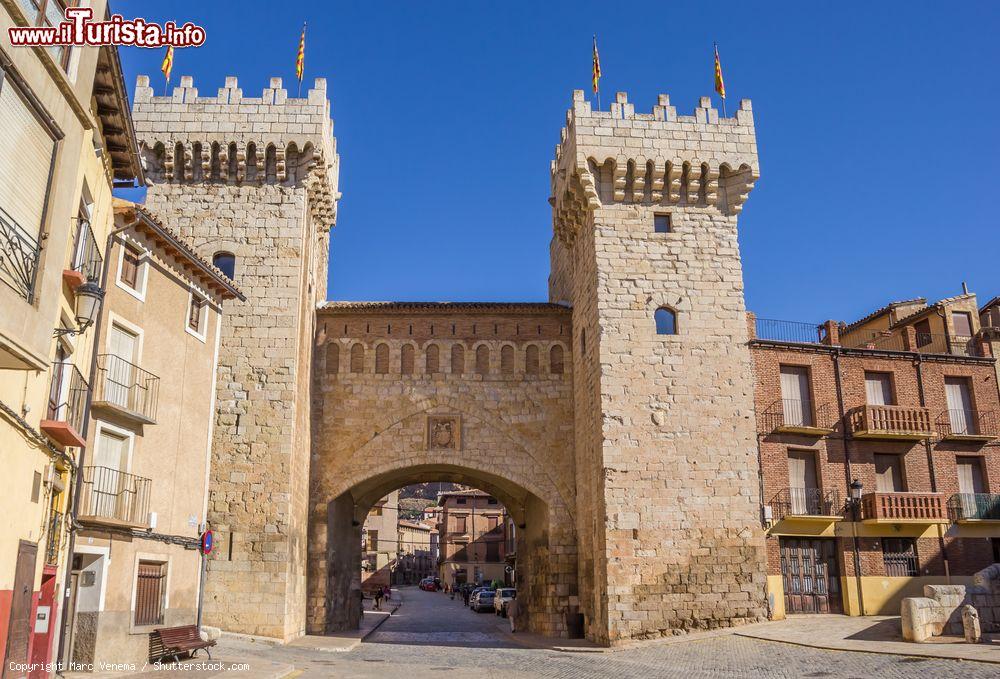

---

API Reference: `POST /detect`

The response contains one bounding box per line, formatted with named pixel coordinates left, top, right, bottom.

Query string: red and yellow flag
left=296, top=23, right=306, bottom=82
left=161, top=45, right=174, bottom=84
left=714, top=43, right=725, bottom=99
left=592, top=35, right=602, bottom=94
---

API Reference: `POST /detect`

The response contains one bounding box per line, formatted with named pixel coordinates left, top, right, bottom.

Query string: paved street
left=215, top=587, right=999, bottom=678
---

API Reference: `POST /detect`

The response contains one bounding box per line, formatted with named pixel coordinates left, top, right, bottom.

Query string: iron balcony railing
left=754, top=318, right=824, bottom=344
left=936, top=409, right=998, bottom=439
left=860, top=492, right=946, bottom=522
left=770, top=488, right=842, bottom=521
left=760, top=399, right=837, bottom=433
left=847, top=404, right=932, bottom=439
left=94, top=354, right=160, bottom=423
left=70, top=219, right=103, bottom=283
left=45, top=510, right=64, bottom=566
left=947, top=493, right=1000, bottom=522
left=77, top=466, right=151, bottom=527
left=0, top=205, right=42, bottom=302
left=843, top=331, right=983, bottom=357
left=47, top=362, right=90, bottom=436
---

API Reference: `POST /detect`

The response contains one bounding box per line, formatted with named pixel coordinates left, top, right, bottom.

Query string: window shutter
left=0, top=79, right=55, bottom=236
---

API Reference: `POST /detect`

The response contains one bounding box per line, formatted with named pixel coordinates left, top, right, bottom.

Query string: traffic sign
left=200, top=530, right=214, bottom=555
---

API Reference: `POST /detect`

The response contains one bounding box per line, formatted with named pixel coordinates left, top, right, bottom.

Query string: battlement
left=550, top=90, right=759, bottom=245
left=132, top=75, right=339, bottom=227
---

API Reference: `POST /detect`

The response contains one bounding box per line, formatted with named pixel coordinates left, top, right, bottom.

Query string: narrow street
left=214, top=587, right=1000, bottom=678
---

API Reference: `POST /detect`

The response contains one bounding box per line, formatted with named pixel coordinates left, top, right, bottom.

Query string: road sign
left=200, top=530, right=214, bottom=555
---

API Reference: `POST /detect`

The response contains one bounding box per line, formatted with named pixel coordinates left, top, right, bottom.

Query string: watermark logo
left=8, top=7, right=206, bottom=49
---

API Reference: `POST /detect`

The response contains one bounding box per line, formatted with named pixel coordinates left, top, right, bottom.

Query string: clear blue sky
left=115, top=1, right=999, bottom=323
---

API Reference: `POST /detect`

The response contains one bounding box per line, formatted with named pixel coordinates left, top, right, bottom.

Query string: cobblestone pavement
left=223, top=587, right=998, bottom=678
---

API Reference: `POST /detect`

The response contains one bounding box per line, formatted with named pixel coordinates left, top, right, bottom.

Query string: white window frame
left=74, top=544, right=112, bottom=613
left=91, top=419, right=135, bottom=474
left=185, top=287, right=209, bottom=343
left=128, top=552, right=171, bottom=634
left=115, top=237, right=149, bottom=302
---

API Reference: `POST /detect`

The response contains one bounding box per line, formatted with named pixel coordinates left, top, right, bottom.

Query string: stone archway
left=308, top=404, right=579, bottom=638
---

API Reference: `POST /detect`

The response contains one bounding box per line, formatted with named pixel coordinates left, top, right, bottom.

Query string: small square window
left=187, top=294, right=207, bottom=335
left=654, top=214, right=672, bottom=233
left=120, top=245, right=142, bottom=290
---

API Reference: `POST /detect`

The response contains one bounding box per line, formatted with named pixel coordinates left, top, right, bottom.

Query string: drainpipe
left=55, top=217, right=140, bottom=675
left=832, top=347, right=865, bottom=616
left=914, top=353, right=950, bottom=582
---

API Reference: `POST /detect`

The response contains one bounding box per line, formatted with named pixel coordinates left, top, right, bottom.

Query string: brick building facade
left=434, top=490, right=509, bottom=588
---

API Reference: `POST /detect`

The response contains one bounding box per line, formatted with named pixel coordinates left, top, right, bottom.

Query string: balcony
left=754, top=318, right=826, bottom=344
left=844, top=331, right=985, bottom=358
left=45, top=510, right=64, bottom=566
left=860, top=492, right=947, bottom=523
left=40, top=362, right=90, bottom=447
left=847, top=405, right=933, bottom=440
left=63, top=219, right=103, bottom=290
left=760, top=399, right=837, bottom=436
left=936, top=410, right=998, bottom=442
left=91, top=354, right=160, bottom=424
left=0, top=205, right=42, bottom=303
left=947, top=494, right=1000, bottom=522
left=77, top=466, right=152, bottom=528
left=769, top=488, right=843, bottom=522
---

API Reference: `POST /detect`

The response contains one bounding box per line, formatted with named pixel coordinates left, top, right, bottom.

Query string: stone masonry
left=549, top=91, right=768, bottom=642
left=130, top=75, right=340, bottom=640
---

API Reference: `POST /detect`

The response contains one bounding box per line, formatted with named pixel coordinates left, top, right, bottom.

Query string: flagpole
left=715, top=42, right=727, bottom=118
left=297, top=22, right=307, bottom=97
left=593, top=34, right=601, bottom=111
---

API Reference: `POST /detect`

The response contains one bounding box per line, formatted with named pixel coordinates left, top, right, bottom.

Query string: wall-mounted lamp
left=54, top=280, right=104, bottom=336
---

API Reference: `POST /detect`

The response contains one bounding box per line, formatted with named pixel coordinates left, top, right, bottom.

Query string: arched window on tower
left=350, top=344, right=364, bottom=373
left=451, top=344, right=464, bottom=374
left=475, top=345, right=490, bottom=375
left=500, top=345, right=514, bottom=374
left=400, top=344, right=414, bottom=374
left=325, top=343, right=339, bottom=375
left=525, top=345, right=539, bottom=374
left=210, top=142, right=221, bottom=182
left=191, top=142, right=204, bottom=182
left=227, top=142, right=239, bottom=182
left=654, top=307, right=678, bottom=335
left=246, top=142, right=258, bottom=182
left=375, top=343, right=389, bottom=374
left=285, top=142, right=299, bottom=185
left=265, top=144, right=277, bottom=183
left=213, top=252, right=236, bottom=280
left=174, top=142, right=186, bottom=182
left=426, top=344, right=440, bottom=374
left=550, top=345, right=564, bottom=375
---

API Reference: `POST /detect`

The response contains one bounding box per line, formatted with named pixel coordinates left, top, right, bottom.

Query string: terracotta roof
left=114, top=200, right=245, bottom=301
left=398, top=520, right=431, bottom=531
left=95, top=46, right=143, bottom=183
left=980, top=296, right=1000, bottom=314
left=320, top=302, right=571, bottom=314
left=436, top=489, right=493, bottom=505
left=889, top=294, right=977, bottom=330
left=841, top=298, right=926, bottom=334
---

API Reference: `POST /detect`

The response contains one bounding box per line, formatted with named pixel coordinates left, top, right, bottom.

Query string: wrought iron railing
left=770, top=488, right=842, bottom=521
left=754, top=318, right=823, bottom=344
left=936, top=409, right=998, bottom=438
left=760, top=399, right=837, bottom=432
left=947, top=493, right=1000, bottom=521
left=0, top=205, right=42, bottom=302
left=860, top=492, right=946, bottom=522
left=70, top=219, right=103, bottom=283
left=843, top=332, right=907, bottom=352
left=77, top=466, right=151, bottom=526
left=94, top=354, right=160, bottom=422
left=843, top=331, right=982, bottom=357
left=46, top=362, right=90, bottom=437
left=847, top=404, right=932, bottom=438
left=45, top=510, right=64, bottom=566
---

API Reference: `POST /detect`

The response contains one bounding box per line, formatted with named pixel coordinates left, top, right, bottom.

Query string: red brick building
left=435, top=490, right=509, bottom=588
left=750, top=293, right=999, bottom=618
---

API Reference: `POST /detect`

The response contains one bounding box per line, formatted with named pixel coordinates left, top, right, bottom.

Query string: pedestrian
left=373, top=587, right=383, bottom=611
left=356, top=588, right=365, bottom=619
left=463, top=585, right=470, bottom=607
left=383, top=584, right=391, bottom=601
left=507, top=594, right=520, bottom=633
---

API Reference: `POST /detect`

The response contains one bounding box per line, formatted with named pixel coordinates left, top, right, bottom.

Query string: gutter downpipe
left=832, top=347, right=865, bottom=616
left=56, top=217, right=140, bottom=675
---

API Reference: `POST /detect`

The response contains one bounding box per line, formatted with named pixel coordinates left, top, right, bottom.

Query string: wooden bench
left=149, top=625, right=215, bottom=662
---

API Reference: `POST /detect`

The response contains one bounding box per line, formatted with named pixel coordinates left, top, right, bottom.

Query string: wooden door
left=865, top=372, right=894, bottom=405
left=945, top=377, right=975, bottom=435
left=3, top=541, right=38, bottom=679
left=106, top=324, right=137, bottom=409
left=787, top=451, right=818, bottom=514
left=780, top=366, right=813, bottom=426
left=780, top=538, right=841, bottom=614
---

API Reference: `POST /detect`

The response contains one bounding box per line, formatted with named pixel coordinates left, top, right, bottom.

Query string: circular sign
left=200, top=530, right=214, bottom=555
left=504, top=565, right=513, bottom=573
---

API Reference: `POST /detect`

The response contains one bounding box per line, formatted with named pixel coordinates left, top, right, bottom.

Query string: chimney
left=962, top=281, right=969, bottom=295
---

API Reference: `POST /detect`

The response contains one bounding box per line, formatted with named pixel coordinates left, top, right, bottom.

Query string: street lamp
left=54, top=280, right=105, bottom=336
left=849, top=479, right=863, bottom=503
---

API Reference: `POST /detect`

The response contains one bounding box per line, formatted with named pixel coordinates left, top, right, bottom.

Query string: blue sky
left=115, top=1, right=1000, bottom=323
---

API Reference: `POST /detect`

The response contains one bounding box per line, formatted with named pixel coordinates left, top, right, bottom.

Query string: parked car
left=493, top=588, right=516, bottom=616
left=471, top=589, right=496, bottom=613
left=418, top=578, right=436, bottom=591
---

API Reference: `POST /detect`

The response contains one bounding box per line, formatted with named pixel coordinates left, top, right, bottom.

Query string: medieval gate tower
left=130, top=75, right=339, bottom=640
left=130, top=70, right=767, bottom=644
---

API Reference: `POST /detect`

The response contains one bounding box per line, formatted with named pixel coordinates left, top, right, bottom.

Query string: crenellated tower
left=130, top=74, right=340, bottom=640
left=549, top=90, right=766, bottom=642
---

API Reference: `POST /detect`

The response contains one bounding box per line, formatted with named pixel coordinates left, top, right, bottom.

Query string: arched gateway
left=131, top=73, right=769, bottom=645
left=308, top=303, right=578, bottom=636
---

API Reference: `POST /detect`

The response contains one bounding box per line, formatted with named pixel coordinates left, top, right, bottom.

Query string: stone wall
left=550, top=91, right=768, bottom=642
left=309, top=304, right=578, bottom=636
left=131, top=75, right=339, bottom=641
